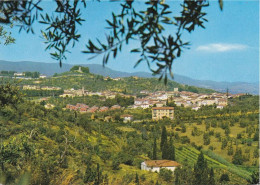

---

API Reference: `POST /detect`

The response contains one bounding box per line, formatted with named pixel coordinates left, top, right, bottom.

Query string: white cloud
left=196, top=43, right=248, bottom=52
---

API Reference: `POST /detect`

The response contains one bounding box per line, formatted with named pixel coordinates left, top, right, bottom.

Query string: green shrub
left=159, top=168, right=173, bottom=181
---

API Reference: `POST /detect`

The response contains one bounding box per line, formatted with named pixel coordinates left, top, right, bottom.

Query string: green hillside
left=17, top=66, right=215, bottom=94
left=0, top=82, right=258, bottom=185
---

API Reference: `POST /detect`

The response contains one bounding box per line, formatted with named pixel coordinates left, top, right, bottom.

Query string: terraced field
left=175, top=145, right=252, bottom=183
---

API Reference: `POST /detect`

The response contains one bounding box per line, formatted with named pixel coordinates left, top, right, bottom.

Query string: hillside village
left=22, top=84, right=235, bottom=111
left=0, top=1, right=258, bottom=184
left=17, top=66, right=244, bottom=120
left=0, top=66, right=258, bottom=185
left=62, top=89, right=232, bottom=113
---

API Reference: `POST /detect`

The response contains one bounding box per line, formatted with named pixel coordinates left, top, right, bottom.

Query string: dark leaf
left=134, top=58, right=143, bottom=68
left=219, top=0, right=223, bottom=10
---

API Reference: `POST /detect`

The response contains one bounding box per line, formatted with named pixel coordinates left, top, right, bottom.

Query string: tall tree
left=174, top=166, right=194, bottom=185
left=194, top=151, right=209, bottom=185
left=162, top=139, right=168, bottom=159
left=174, top=167, right=181, bottom=185
left=208, top=168, right=215, bottom=185
left=152, top=137, right=157, bottom=160
left=160, top=126, right=167, bottom=150
left=135, top=173, right=140, bottom=185
left=83, top=163, right=96, bottom=183
left=168, top=136, right=175, bottom=161
left=247, top=170, right=259, bottom=185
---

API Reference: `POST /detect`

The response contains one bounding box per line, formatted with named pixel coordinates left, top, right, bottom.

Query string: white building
left=216, top=105, right=224, bottom=109
left=157, top=94, right=168, bottom=100
left=14, top=72, right=24, bottom=76
left=192, top=106, right=200, bottom=111
left=202, top=98, right=216, bottom=106
left=39, top=74, right=47, bottom=78
left=121, top=114, right=134, bottom=122
left=141, top=160, right=180, bottom=173
left=140, top=104, right=150, bottom=109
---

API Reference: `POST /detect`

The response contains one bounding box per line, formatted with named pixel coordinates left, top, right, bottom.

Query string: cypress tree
left=160, top=126, right=167, bottom=150
left=253, top=131, right=259, bottom=141
left=152, top=138, right=157, bottom=160
left=194, top=151, right=209, bottom=185
left=168, top=136, right=175, bottom=160
left=208, top=167, right=215, bottom=185
left=94, top=163, right=102, bottom=185
left=174, top=168, right=180, bottom=185
left=84, top=163, right=96, bottom=183
left=247, top=171, right=259, bottom=184
left=135, top=173, right=139, bottom=185
left=162, top=139, right=168, bottom=159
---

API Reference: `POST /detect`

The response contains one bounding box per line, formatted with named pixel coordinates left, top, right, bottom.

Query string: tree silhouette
left=194, top=151, right=209, bottom=185
left=152, top=137, right=157, bottom=160
left=160, top=126, right=167, bottom=150
left=0, top=0, right=223, bottom=80
left=168, top=136, right=175, bottom=161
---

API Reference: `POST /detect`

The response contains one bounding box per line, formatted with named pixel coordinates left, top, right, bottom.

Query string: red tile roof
left=121, top=114, right=133, bottom=118
left=144, top=160, right=180, bottom=167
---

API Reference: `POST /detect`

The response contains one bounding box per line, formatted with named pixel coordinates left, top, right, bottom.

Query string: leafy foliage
left=0, top=81, right=22, bottom=108
left=219, top=173, right=230, bottom=182
left=0, top=0, right=223, bottom=80
left=194, top=151, right=209, bottom=184
left=70, top=66, right=89, bottom=73
left=83, top=0, right=211, bottom=82
left=0, top=26, right=15, bottom=45
left=0, top=83, right=258, bottom=184
left=159, top=168, right=173, bottom=182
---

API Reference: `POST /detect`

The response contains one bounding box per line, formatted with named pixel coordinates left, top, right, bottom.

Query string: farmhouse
left=120, top=114, right=134, bottom=122
left=141, top=160, right=180, bottom=173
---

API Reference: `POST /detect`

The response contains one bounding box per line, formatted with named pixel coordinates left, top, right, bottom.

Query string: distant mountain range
left=0, top=60, right=258, bottom=95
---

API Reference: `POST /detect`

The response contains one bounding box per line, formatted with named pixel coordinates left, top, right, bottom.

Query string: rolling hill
left=0, top=60, right=258, bottom=94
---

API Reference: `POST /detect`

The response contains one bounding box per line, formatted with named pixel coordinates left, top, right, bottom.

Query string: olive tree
left=0, top=0, right=223, bottom=81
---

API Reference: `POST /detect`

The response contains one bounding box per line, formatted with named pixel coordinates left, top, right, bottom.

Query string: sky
left=0, top=0, right=259, bottom=83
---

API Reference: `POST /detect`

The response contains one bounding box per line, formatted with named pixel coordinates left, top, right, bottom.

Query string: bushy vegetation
left=47, top=94, right=134, bottom=108
left=15, top=69, right=215, bottom=94
left=0, top=81, right=258, bottom=184
left=0, top=71, right=16, bottom=76
left=22, top=89, right=64, bottom=97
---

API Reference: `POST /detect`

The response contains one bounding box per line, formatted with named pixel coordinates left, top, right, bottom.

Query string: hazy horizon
left=0, top=59, right=259, bottom=84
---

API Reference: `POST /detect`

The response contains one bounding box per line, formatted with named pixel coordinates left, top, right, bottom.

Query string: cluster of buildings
left=66, top=103, right=121, bottom=113
left=23, top=85, right=61, bottom=90
left=62, top=89, right=235, bottom=121
left=59, top=87, right=133, bottom=99
left=66, top=103, right=135, bottom=123
left=132, top=89, right=229, bottom=110
left=103, top=77, right=122, bottom=81
left=14, top=73, right=47, bottom=79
